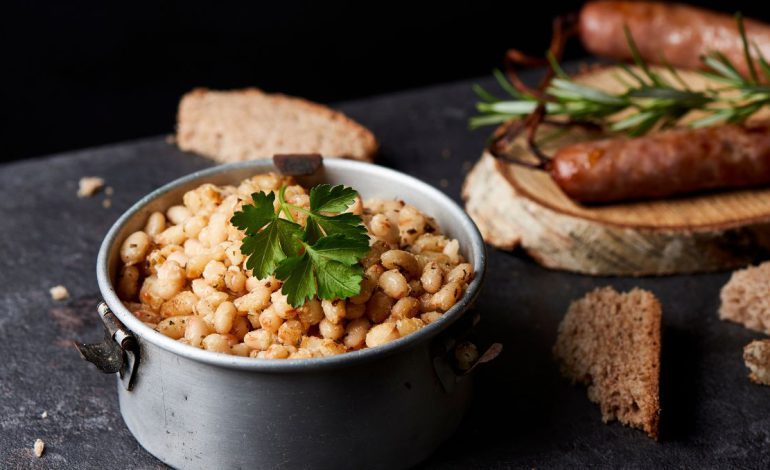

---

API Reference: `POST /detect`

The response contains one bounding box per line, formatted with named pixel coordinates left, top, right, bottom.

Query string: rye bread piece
left=554, top=287, right=662, bottom=439
left=176, top=88, right=378, bottom=163
left=744, top=340, right=770, bottom=385
left=720, top=262, right=770, bottom=334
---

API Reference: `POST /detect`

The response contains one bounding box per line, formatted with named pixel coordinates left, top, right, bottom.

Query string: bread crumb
left=49, top=285, right=69, bottom=301
left=105, top=186, right=114, bottom=196
left=41, top=411, right=48, bottom=419
left=102, top=199, right=112, bottom=208
left=720, top=262, right=770, bottom=334
left=744, top=339, right=770, bottom=385
left=77, top=177, right=105, bottom=198
left=34, top=439, right=45, bottom=458
left=439, top=178, right=449, bottom=189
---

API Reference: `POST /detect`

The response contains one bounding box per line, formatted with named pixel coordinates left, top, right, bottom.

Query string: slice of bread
left=554, top=287, right=662, bottom=439
left=176, top=88, right=378, bottom=163
left=744, top=339, right=770, bottom=385
left=720, top=262, right=770, bottom=334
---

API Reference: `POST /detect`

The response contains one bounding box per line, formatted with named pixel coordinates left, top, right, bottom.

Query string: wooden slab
left=463, top=67, right=770, bottom=276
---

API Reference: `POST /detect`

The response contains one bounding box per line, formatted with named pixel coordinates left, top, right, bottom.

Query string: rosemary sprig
left=471, top=14, right=770, bottom=137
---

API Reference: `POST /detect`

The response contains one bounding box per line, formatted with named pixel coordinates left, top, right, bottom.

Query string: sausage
left=579, top=1, right=770, bottom=78
left=548, top=124, right=770, bottom=203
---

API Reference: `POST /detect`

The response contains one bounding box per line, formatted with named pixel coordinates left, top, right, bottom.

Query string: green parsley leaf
left=274, top=253, right=317, bottom=307
left=234, top=183, right=371, bottom=307
left=310, top=184, right=358, bottom=213
left=231, top=192, right=303, bottom=278
left=277, top=235, right=369, bottom=307
left=306, top=235, right=368, bottom=301
left=230, top=192, right=277, bottom=233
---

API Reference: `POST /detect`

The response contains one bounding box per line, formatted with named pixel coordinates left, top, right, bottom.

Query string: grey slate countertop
left=2, top=74, right=770, bottom=469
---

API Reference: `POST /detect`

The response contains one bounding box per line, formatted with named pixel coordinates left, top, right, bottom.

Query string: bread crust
left=176, top=88, right=378, bottom=163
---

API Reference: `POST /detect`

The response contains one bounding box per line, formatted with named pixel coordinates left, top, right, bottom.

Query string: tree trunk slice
left=462, top=66, right=770, bottom=276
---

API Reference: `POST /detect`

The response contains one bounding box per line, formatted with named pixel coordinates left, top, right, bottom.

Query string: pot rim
left=97, top=158, right=486, bottom=372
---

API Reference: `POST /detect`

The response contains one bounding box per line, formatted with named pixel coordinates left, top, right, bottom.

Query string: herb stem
left=277, top=185, right=296, bottom=223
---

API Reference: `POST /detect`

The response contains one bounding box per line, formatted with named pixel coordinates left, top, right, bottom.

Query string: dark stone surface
left=1, top=75, right=770, bottom=469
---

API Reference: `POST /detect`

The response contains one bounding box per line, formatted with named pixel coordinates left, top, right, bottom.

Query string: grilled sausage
left=579, top=1, right=770, bottom=78
left=548, top=124, right=770, bottom=203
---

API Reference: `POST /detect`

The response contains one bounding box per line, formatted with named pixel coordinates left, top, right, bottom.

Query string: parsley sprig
left=231, top=184, right=370, bottom=307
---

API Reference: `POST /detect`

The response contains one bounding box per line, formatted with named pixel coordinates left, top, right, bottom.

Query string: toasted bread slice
left=720, top=262, right=770, bottom=334
left=176, top=88, right=378, bottom=163
left=554, top=287, right=662, bottom=439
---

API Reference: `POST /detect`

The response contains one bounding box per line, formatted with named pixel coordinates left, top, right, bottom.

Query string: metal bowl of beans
left=85, top=157, right=486, bottom=470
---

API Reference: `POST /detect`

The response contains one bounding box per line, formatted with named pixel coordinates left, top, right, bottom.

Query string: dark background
left=2, top=1, right=769, bottom=163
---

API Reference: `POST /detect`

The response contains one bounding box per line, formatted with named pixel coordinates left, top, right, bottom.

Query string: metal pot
left=82, top=158, right=487, bottom=470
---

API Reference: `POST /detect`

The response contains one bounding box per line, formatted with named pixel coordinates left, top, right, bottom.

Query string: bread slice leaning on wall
left=176, top=88, right=379, bottom=163
left=554, top=287, right=662, bottom=439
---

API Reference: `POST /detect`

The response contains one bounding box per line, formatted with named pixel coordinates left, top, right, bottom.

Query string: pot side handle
left=75, top=302, right=140, bottom=391
left=430, top=311, right=502, bottom=393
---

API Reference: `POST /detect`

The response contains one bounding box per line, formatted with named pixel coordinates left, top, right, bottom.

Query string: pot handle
left=75, top=302, right=140, bottom=391
left=430, top=311, right=502, bottom=393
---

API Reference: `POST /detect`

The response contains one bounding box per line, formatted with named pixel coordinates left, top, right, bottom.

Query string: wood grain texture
left=463, top=67, right=770, bottom=276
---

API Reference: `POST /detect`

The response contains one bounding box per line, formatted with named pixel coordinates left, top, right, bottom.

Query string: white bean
left=378, top=269, right=410, bottom=299
left=120, top=231, right=151, bottom=266
left=319, top=318, right=345, bottom=340
left=365, top=322, right=399, bottom=348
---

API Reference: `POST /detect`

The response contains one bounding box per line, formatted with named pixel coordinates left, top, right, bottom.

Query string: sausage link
left=549, top=124, right=770, bottom=203
left=579, top=1, right=770, bottom=78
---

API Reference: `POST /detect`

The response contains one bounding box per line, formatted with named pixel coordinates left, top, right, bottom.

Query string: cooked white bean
left=120, top=231, right=151, bottom=266
left=259, top=307, right=283, bottom=333
left=278, top=320, right=303, bottom=346
left=233, top=287, right=271, bottom=313
left=297, top=299, right=324, bottom=327
left=447, top=263, right=473, bottom=284
left=343, top=318, right=370, bottom=350
left=144, top=212, right=166, bottom=238
left=319, top=318, right=345, bottom=341
left=244, top=329, right=273, bottom=351
left=230, top=342, right=252, bottom=357
left=421, top=311, right=442, bottom=324
left=366, top=291, right=394, bottom=323
left=365, top=322, right=399, bottom=348
left=390, top=296, right=420, bottom=320
left=396, top=317, right=424, bottom=337
left=160, top=291, right=197, bottom=318
left=381, top=250, right=421, bottom=278
left=271, top=290, right=296, bottom=320
left=202, top=334, right=231, bottom=354
left=432, top=280, right=464, bottom=312
left=379, top=269, right=410, bottom=299
left=321, top=299, right=346, bottom=324
left=155, top=260, right=186, bottom=300
left=202, top=260, right=227, bottom=289
left=156, top=225, right=186, bottom=246
left=166, top=205, right=192, bottom=225
left=214, top=301, right=237, bottom=334
left=224, top=266, right=247, bottom=293
left=184, top=316, right=212, bottom=347
left=156, top=315, right=191, bottom=339
left=369, top=213, right=399, bottom=244
left=420, top=261, right=443, bottom=294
